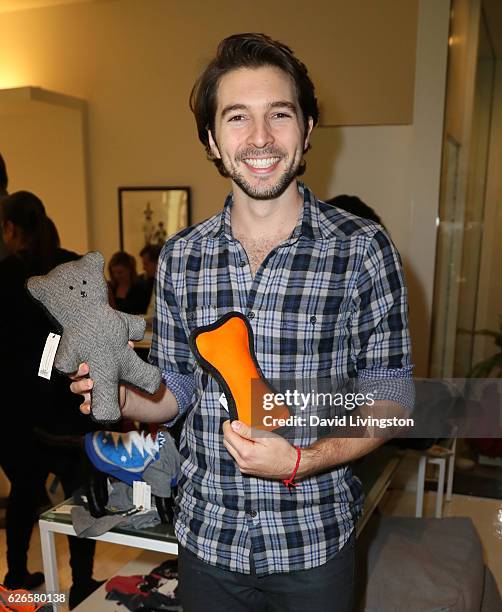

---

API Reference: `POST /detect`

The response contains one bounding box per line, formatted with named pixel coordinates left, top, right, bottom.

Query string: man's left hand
left=222, top=420, right=297, bottom=480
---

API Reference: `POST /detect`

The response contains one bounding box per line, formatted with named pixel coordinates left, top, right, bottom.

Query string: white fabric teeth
left=144, top=432, right=159, bottom=458
left=108, top=431, right=162, bottom=458
left=244, top=157, right=280, bottom=168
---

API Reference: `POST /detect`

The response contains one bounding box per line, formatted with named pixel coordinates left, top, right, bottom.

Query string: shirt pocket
left=184, top=305, right=219, bottom=334
left=278, top=311, right=350, bottom=377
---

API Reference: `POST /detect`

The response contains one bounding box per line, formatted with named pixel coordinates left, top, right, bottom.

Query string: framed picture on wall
left=118, top=186, right=191, bottom=255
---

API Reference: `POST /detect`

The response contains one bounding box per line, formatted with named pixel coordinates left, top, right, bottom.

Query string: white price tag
left=38, top=333, right=61, bottom=380
left=219, top=393, right=229, bottom=413
left=133, top=481, right=151, bottom=511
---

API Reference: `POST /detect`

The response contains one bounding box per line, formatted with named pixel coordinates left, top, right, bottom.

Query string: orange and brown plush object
left=189, top=312, right=290, bottom=431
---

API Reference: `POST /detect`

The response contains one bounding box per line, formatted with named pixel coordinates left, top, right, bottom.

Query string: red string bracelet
left=283, top=446, right=301, bottom=490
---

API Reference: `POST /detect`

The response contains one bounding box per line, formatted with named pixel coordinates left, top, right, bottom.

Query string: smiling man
left=72, top=33, right=412, bottom=612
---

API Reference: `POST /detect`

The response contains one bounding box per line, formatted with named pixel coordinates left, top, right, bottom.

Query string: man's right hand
left=69, top=362, right=127, bottom=415
left=69, top=358, right=180, bottom=424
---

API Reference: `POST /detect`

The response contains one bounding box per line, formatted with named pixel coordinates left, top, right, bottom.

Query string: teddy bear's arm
left=117, top=311, right=146, bottom=342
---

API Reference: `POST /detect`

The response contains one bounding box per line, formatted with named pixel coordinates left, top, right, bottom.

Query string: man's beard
left=222, top=147, right=301, bottom=200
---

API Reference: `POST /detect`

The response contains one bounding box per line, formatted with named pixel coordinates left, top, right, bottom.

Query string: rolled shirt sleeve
left=149, top=239, right=195, bottom=424
left=351, top=229, right=414, bottom=411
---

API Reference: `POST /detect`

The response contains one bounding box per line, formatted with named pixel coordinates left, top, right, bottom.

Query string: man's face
left=208, top=66, right=313, bottom=200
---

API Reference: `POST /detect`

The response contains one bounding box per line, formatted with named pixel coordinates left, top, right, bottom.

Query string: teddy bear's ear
left=83, top=251, right=105, bottom=272
left=26, top=276, right=46, bottom=301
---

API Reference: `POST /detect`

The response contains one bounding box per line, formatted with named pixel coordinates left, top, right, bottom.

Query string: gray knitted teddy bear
left=27, top=251, right=162, bottom=423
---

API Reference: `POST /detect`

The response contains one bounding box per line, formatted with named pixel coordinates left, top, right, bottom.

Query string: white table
left=39, top=501, right=178, bottom=611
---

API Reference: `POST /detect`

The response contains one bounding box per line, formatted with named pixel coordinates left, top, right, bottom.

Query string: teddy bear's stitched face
left=27, top=251, right=109, bottom=326
left=60, top=267, right=105, bottom=305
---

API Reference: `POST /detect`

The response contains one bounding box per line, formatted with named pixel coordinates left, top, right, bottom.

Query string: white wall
left=474, top=59, right=502, bottom=364
left=305, top=125, right=413, bottom=249
left=0, top=88, right=90, bottom=254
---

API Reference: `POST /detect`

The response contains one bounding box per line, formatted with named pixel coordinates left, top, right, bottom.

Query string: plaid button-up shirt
left=149, top=183, right=412, bottom=576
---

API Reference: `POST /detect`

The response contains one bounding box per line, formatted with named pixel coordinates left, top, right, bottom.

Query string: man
left=140, top=243, right=162, bottom=281
left=72, top=33, right=412, bottom=611
left=139, top=243, right=162, bottom=316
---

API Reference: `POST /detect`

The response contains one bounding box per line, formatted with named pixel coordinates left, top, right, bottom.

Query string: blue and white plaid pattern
left=149, top=183, right=412, bottom=576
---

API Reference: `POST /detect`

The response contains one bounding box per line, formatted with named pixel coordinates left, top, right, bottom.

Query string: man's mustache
left=235, top=147, right=286, bottom=161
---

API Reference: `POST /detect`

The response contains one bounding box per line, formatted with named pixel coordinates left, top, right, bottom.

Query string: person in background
left=139, top=243, right=162, bottom=319
left=0, top=153, right=9, bottom=259
left=326, top=194, right=383, bottom=225
left=108, top=250, right=146, bottom=314
left=0, top=191, right=102, bottom=607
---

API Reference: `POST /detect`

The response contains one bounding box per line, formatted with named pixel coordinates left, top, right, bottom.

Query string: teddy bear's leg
left=121, top=352, right=162, bottom=395
left=90, top=376, right=123, bottom=423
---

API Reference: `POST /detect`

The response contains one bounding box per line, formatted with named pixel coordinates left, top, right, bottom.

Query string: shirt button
left=247, top=311, right=255, bottom=320
left=310, top=315, right=317, bottom=324
left=239, top=260, right=247, bottom=267
left=249, top=510, right=257, bottom=518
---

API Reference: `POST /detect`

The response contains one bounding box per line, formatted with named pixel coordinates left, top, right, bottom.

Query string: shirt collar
left=210, top=182, right=324, bottom=242
left=211, top=192, right=233, bottom=239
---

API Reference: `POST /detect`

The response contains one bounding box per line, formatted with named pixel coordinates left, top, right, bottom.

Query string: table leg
left=434, top=458, right=446, bottom=518
left=415, top=455, right=427, bottom=517
left=39, top=520, right=61, bottom=611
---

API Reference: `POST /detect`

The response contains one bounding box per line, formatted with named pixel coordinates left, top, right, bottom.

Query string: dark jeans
left=0, top=433, right=95, bottom=584
left=178, top=533, right=355, bottom=612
